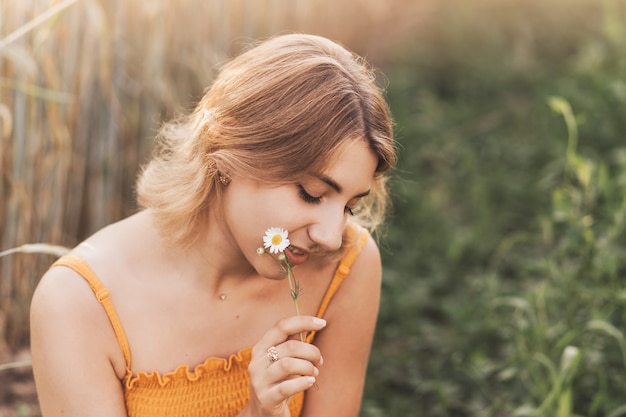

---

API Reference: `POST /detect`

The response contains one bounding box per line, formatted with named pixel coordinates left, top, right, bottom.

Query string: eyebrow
left=316, top=174, right=371, bottom=199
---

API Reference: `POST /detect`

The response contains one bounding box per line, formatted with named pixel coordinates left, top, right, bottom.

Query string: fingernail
left=306, top=376, right=316, bottom=385
left=313, top=318, right=327, bottom=327
left=313, top=367, right=319, bottom=376
left=319, top=356, right=324, bottom=366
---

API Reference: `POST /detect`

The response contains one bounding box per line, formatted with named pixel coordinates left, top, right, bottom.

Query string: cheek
left=223, top=184, right=297, bottom=251
left=224, top=189, right=269, bottom=243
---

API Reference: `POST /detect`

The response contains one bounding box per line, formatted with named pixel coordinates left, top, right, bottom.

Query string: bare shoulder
left=31, top=260, right=125, bottom=374
left=29, top=214, right=144, bottom=379
left=317, top=230, right=383, bottom=328
left=350, top=232, right=382, bottom=281
left=31, top=215, right=134, bottom=323
left=299, top=233, right=382, bottom=416
left=32, top=261, right=104, bottom=327
left=335, top=232, right=383, bottom=305
left=31, top=260, right=128, bottom=415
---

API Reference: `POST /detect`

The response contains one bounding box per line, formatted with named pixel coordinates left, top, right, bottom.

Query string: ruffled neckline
left=125, top=346, right=252, bottom=389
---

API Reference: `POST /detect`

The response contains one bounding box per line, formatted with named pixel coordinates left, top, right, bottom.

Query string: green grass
left=364, top=1, right=626, bottom=415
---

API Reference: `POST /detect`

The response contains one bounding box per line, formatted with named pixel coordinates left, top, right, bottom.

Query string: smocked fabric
left=50, top=223, right=370, bottom=417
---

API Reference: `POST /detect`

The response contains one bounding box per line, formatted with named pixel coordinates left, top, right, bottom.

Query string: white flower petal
left=262, top=227, right=290, bottom=254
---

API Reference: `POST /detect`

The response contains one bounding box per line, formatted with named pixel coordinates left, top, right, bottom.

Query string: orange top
left=50, top=223, right=370, bottom=417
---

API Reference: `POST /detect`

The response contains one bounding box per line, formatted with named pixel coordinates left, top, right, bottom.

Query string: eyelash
left=297, top=185, right=355, bottom=216
left=297, top=185, right=321, bottom=205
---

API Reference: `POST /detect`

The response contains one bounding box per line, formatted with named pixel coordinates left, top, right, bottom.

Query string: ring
left=266, top=346, right=279, bottom=364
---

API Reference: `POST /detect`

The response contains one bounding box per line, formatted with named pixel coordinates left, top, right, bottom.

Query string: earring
left=218, top=174, right=231, bottom=186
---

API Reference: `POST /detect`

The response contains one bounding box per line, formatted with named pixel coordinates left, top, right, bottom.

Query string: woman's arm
left=301, top=235, right=383, bottom=417
left=30, top=266, right=128, bottom=417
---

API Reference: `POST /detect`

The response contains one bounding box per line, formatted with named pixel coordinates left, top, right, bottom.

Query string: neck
left=151, top=210, right=256, bottom=297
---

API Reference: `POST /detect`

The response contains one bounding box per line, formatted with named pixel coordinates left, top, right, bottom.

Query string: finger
left=255, top=341, right=322, bottom=377
left=273, top=339, right=323, bottom=367
left=260, top=375, right=317, bottom=405
left=248, top=355, right=318, bottom=407
left=255, top=316, right=326, bottom=353
left=266, top=356, right=319, bottom=381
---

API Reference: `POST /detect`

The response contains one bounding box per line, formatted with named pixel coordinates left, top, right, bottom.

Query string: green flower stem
left=269, top=252, right=318, bottom=389
left=266, top=252, right=304, bottom=342
left=285, top=264, right=304, bottom=342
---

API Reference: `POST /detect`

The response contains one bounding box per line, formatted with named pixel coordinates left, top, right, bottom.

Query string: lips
left=285, top=245, right=309, bottom=266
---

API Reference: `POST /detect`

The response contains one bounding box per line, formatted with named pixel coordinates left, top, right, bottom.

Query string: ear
left=218, top=173, right=231, bottom=186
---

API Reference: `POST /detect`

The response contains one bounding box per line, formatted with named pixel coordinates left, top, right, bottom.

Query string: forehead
left=318, top=139, right=378, bottom=185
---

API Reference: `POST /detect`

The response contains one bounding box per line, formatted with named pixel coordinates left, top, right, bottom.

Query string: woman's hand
left=245, top=315, right=326, bottom=417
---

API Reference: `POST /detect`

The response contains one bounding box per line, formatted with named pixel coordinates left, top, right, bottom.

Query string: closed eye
left=297, top=184, right=322, bottom=205
left=298, top=183, right=357, bottom=216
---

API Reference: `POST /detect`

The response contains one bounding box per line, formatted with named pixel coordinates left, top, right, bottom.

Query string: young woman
left=30, top=33, right=397, bottom=417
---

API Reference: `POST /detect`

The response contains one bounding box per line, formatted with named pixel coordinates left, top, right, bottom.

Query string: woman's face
left=220, top=139, right=378, bottom=279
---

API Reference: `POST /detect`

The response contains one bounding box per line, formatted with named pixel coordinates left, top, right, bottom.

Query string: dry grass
left=0, top=0, right=427, bottom=354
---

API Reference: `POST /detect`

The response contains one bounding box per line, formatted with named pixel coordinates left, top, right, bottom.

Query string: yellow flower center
left=271, top=235, right=283, bottom=245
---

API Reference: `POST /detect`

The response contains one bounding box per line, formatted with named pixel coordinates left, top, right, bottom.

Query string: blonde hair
left=137, top=33, right=397, bottom=248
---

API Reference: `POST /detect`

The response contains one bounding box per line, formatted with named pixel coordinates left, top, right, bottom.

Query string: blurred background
left=1, top=0, right=626, bottom=416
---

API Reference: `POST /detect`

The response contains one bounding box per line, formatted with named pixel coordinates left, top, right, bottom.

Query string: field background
left=1, top=0, right=626, bottom=416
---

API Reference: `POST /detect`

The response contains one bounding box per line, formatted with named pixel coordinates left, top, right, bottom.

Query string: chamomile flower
left=259, top=227, right=303, bottom=343
left=263, top=227, right=290, bottom=254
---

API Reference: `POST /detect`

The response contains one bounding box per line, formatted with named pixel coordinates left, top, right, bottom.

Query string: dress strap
left=305, top=223, right=371, bottom=343
left=50, top=255, right=132, bottom=371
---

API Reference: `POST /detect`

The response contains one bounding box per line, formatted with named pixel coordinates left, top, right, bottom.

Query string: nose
left=308, top=209, right=345, bottom=252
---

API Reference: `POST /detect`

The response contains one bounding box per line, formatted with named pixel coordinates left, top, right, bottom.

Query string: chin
left=261, top=268, right=288, bottom=281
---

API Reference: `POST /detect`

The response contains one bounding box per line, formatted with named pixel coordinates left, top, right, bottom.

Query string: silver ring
left=267, top=345, right=279, bottom=364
